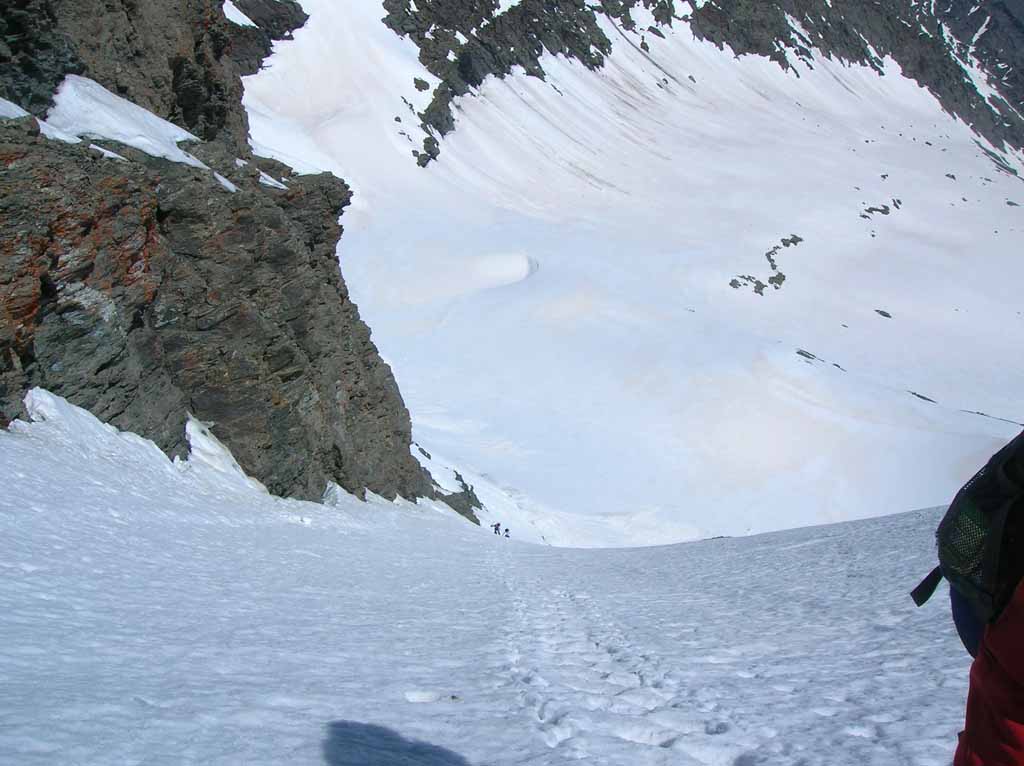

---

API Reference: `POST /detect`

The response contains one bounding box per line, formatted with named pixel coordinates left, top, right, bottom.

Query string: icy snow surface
left=0, top=96, right=82, bottom=144
left=214, top=171, right=239, bottom=192
left=224, top=0, right=258, bottom=27
left=46, top=75, right=206, bottom=168
left=0, top=393, right=969, bottom=765
left=88, top=143, right=128, bottom=161
left=0, top=98, right=32, bottom=121
left=243, top=3, right=1024, bottom=546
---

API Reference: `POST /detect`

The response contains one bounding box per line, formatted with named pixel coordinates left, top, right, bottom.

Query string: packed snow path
left=1, top=395, right=969, bottom=765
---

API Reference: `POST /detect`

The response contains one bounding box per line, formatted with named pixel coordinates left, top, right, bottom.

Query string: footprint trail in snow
left=477, top=519, right=964, bottom=766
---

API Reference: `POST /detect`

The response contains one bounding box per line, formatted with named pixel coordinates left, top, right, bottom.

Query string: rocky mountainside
left=382, top=0, right=1023, bottom=166
left=0, top=0, right=463, bottom=511
left=1, top=0, right=1019, bottom=532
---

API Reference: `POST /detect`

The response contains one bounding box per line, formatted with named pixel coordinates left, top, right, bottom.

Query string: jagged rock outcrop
left=685, top=0, right=1024, bottom=162
left=228, top=0, right=308, bottom=76
left=0, top=0, right=440, bottom=506
left=2, top=0, right=251, bottom=155
left=440, top=471, right=483, bottom=526
left=937, top=1, right=1024, bottom=138
left=382, top=0, right=1023, bottom=166
left=383, top=0, right=614, bottom=165
left=0, top=1, right=84, bottom=117
left=0, top=117, right=431, bottom=502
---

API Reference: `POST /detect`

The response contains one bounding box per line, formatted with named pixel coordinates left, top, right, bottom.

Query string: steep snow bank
left=0, top=392, right=970, bottom=764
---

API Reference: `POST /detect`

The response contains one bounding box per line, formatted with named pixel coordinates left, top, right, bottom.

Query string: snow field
left=0, top=394, right=971, bottom=765
left=243, top=2, right=1024, bottom=546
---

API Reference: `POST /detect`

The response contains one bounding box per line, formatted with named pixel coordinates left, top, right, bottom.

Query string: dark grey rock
left=0, top=1, right=85, bottom=116
left=0, top=0, right=250, bottom=154
left=228, top=0, right=308, bottom=76
left=731, top=234, right=799, bottom=294
left=937, top=0, right=1024, bottom=142
left=437, top=471, right=482, bottom=525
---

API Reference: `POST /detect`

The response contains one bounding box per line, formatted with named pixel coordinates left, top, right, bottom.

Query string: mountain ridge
left=381, top=0, right=1023, bottom=167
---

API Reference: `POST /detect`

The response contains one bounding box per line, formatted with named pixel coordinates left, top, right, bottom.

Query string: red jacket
left=956, top=582, right=1024, bottom=766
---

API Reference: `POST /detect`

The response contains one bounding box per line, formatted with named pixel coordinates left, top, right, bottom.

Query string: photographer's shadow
left=323, top=720, right=472, bottom=765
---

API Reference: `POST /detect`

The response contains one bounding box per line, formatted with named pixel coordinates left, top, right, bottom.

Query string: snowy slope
left=243, top=2, right=1024, bottom=546
left=0, top=394, right=969, bottom=765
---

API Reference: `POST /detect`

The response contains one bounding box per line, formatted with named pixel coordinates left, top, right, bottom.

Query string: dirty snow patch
left=214, top=172, right=239, bottom=192
left=224, top=0, right=258, bottom=27
left=258, top=170, right=288, bottom=189
left=89, top=144, right=128, bottom=161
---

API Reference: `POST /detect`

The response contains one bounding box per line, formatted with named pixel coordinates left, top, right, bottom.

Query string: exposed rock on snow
left=436, top=471, right=483, bottom=525
left=730, top=234, right=801, bottom=295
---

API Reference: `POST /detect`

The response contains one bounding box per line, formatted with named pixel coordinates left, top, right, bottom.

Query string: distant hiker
left=492, top=522, right=501, bottom=535
left=911, top=432, right=1024, bottom=765
left=504, top=528, right=510, bottom=538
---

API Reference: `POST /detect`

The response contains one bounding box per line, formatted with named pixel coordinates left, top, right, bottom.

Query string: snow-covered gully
left=0, top=394, right=968, bottom=765
left=243, top=1, right=1024, bottom=546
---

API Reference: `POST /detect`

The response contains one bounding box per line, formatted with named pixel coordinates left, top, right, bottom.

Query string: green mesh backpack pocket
left=938, top=496, right=988, bottom=578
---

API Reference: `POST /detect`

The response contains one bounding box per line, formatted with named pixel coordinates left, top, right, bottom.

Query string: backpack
left=912, top=431, right=1024, bottom=623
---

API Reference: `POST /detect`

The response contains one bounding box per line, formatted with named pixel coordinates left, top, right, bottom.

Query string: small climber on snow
left=504, top=528, right=510, bottom=539
left=492, top=522, right=501, bottom=535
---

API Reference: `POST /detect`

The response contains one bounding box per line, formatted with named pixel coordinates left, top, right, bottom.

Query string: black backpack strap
left=912, top=566, right=944, bottom=607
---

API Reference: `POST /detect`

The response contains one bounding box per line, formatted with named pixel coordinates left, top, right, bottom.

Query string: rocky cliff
left=0, top=0, right=445, bottom=509
left=382, top=0, right=1023, bottom=166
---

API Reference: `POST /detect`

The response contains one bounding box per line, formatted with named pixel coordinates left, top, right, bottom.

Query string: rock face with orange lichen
left=0, top=118, right=433, bottom=504
left=0, top=0, right=441, bottom=508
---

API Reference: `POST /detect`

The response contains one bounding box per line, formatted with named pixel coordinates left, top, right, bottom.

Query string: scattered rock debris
left=796, top=349, right=846, bottom=371
left=860, top=199, right=901, bottom=219
left=730, top=234, right=802, bottom=295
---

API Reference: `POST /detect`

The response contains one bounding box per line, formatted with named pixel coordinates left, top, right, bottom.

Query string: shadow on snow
left=323, top=720, right=472, bottom=765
